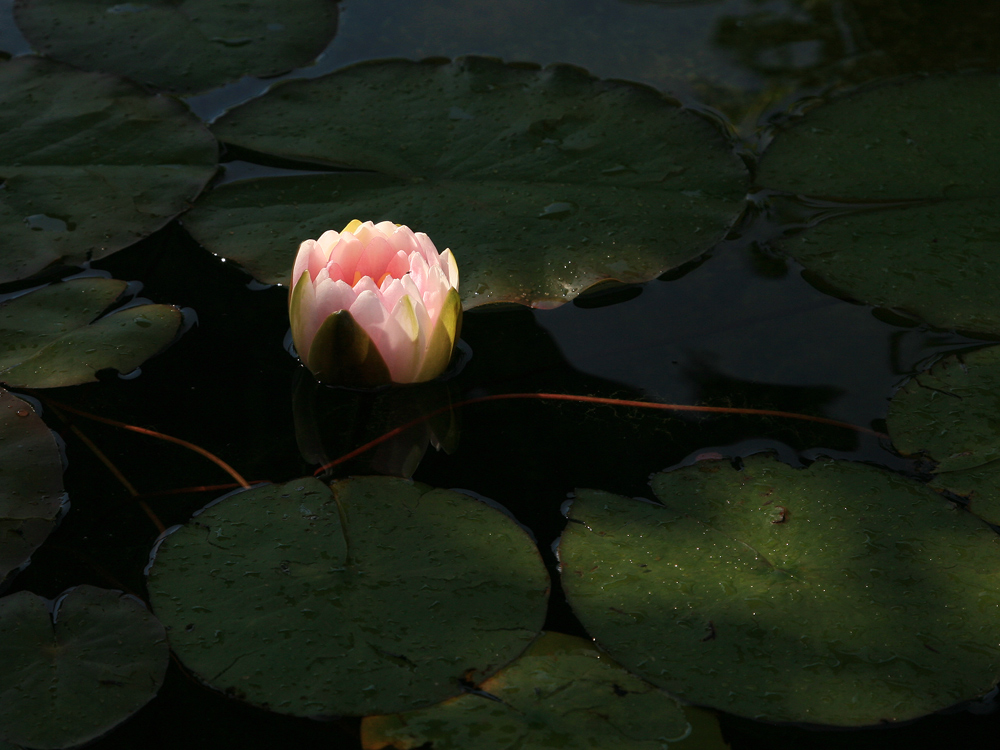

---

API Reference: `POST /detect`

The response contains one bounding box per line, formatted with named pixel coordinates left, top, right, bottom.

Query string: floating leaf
left=361, top=631, right=729, bottom=750
left=0, top=388, right=64, bottom=584
left=0, top=277, right=183, bottom=388
left=930, top=460, right=1000, bottom=527
left=147, top=476, right=549, bottom=716
left=757, top=75, right=1000, bottom=201
left=770, top=198, right=1000, bottom=336
left=13, top=0, right=339, bottom=94
left=0, top=56, right=217, bottom=283
left=558, top=454, right=1000, bottom=726
left=888, top=345, right=1000, bottom=472
left=759, top=75, right=1000, bottom=335
left=184, top=56, right=748, bottom=308
left=0, top=585, right=169, bottom=749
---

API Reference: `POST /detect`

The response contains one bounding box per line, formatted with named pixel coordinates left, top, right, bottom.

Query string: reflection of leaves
left=559, top=454, right=1000, bottom=726
left=714, top=0, right=1000, bottom=98
left=148, top=477, right=549, bottom=717
left=0, top=56, right=217, bottom=284
left=361, top=632, right=729, bottom=750
left=0, top=388, right=65, bottom=585
left=0, top=585, right=168, bottom=750
left=185, top=56, right=748, bottom=308
left=14, top=0, right=339, bottom=94
left=0, top=278, right=183, bottom=388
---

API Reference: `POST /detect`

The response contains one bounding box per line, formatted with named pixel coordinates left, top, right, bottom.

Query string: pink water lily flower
left=289, top=220, right=461, bottom=386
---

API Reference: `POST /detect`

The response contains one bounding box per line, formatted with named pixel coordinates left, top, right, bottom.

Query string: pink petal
left=330, top=232, right=365, bottom=281
left=439, top=248, right=459, bottom=289
left=384, top=250, right=410, bottom=281
left=380, top=277, right=408, bottom=312
left=314, top=278, right=356, bottom=320
left=388, top=225, right=422, bottom=257
left=414, top=232, right=441, bottom=265
left=355, top=235, right=395, bottom=283
left=349, top=289, right=390, bottom=353
left=353, top=275, right=380, bottom=297
left=316, top=230, right=340, bottom=256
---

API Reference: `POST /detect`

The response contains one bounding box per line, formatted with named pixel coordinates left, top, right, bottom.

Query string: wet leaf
left=147, top=476, right=550, bottom=717
left=0, top=277, right=183, bottom=388
left=771, top=198, right=1000, bottom=336
left=930, top=459, right=1000, bottom=527
left=558, top=454, right=1000, bottom=726
left=361, top=631, right=729, bottom=750
left=757, top=75, right=1000, bottom=201
left=0, top=585, right=169, bottom=749
left=0, top=388, right=65, bottom=584
left=888, top=345, right=1000, bottom=472
left=184, top=56, right=748, bottom=308
left=0, top=56, right=217, bottom=283
left=14, top=0, right=338, bottom=94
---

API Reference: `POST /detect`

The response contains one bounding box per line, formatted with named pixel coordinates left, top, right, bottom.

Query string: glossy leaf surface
left=559, top=454, right=1000, bottom=726
left=148, top=477, right=550, bottom=716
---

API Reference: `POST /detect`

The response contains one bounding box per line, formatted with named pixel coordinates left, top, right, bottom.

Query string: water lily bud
left=289, top=220, right=462, bottom=387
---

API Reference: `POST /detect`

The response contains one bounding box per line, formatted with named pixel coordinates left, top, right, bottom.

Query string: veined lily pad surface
left=13, top=0, right=339, bottom=94
left=0, top=277, right=183, bottom=388
left=888, top=345, right=1000, bottom=473
left=760, top=75, right=1000, bottom=336
left=361, top=631, right=729, bottom=750
left=0, top=55, right=217, bottom=284
left=558, top=454, right=1000, bottom=726
left=147, top=476, right=550, bottom=717
left=0, top=388, right=64, bottom=584
left=183, top=56, right=749, bottom=308
left=0, top=585, right=169, bottom=750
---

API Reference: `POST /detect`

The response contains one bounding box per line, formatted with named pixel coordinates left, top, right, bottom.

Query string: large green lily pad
left=147, top=476, right=550, bottom=717
left=361, top=631, right=729, bottom=750
left=0, top=55, right=217, bottom=284
left=0, top=277, right=183, bottom=388
left=887, top=345, right=1000, bottom=472
left=930, top=460, right=1000, bottom=527
left=184, top=56, right=748, bottom=308
left=559, top=454, right=1000, bottom=726
left=13, top=0, right=339, bottom=94
left=0, top=585, right=169, bottom=749
left=0, top=388, right=64, bottom=584
left=760, top=75, right=1000, bottom=336
left=771, top=198, right=1000, bottom=336
left=757, top=75, right=1000, bottom=201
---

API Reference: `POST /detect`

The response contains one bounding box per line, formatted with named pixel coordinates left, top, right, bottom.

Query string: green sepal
left=307, top=310, right=393, bottom=388
left=416, top=288, right=463, bottom=382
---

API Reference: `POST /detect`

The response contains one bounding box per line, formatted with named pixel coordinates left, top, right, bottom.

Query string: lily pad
left=184, top=56, right=749, bottom=308
left=361, top=631, right=729, bottom=750
left=930, top=460, right=1000, bottom=527
left=757, top=75, right=1000, bottom=201
left=0, top=55, right=217, bottom=284
left=0, top=585, right=169, bottom=749
left=13, top=0, right=339, bottom=94
left=558, top=454, right=1000, bottom=726
left=887, top=345, right=1000, bottom=472
left=0, top=388, right=65, bottom=584
left=771, top=198, right=1000, bottom=336
left=0, top=277, right=183, bottom=388
left=147, top=476, right=550, bottom=717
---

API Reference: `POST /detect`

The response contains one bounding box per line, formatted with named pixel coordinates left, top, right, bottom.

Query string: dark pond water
left=3, top=0, right=1000, bottom=748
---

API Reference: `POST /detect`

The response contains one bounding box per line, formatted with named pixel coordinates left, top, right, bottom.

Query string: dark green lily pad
left=930, top=460, right=1000, bottom=527
left=147, top=476, right=550, bottom=717
left=0, top=55, right=217, bottom=284
left=558, top=454, right=1000, bottom=726
left=757, top=75, right=1000, bottom=201
left=0, top=277, right=183, bottom=388
left=0, top=585, right=169, bottom=749
left=887, top=345, right=1000, bottom=472
left=771, top=198, right=1000, bottom=336
left=14, top=0, right=338, bottom=94
left=361, top=631, right=729, bottom=750
left=0, top=388, right=64, bottom=584
left=184, top=56, right=748, bottom=308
